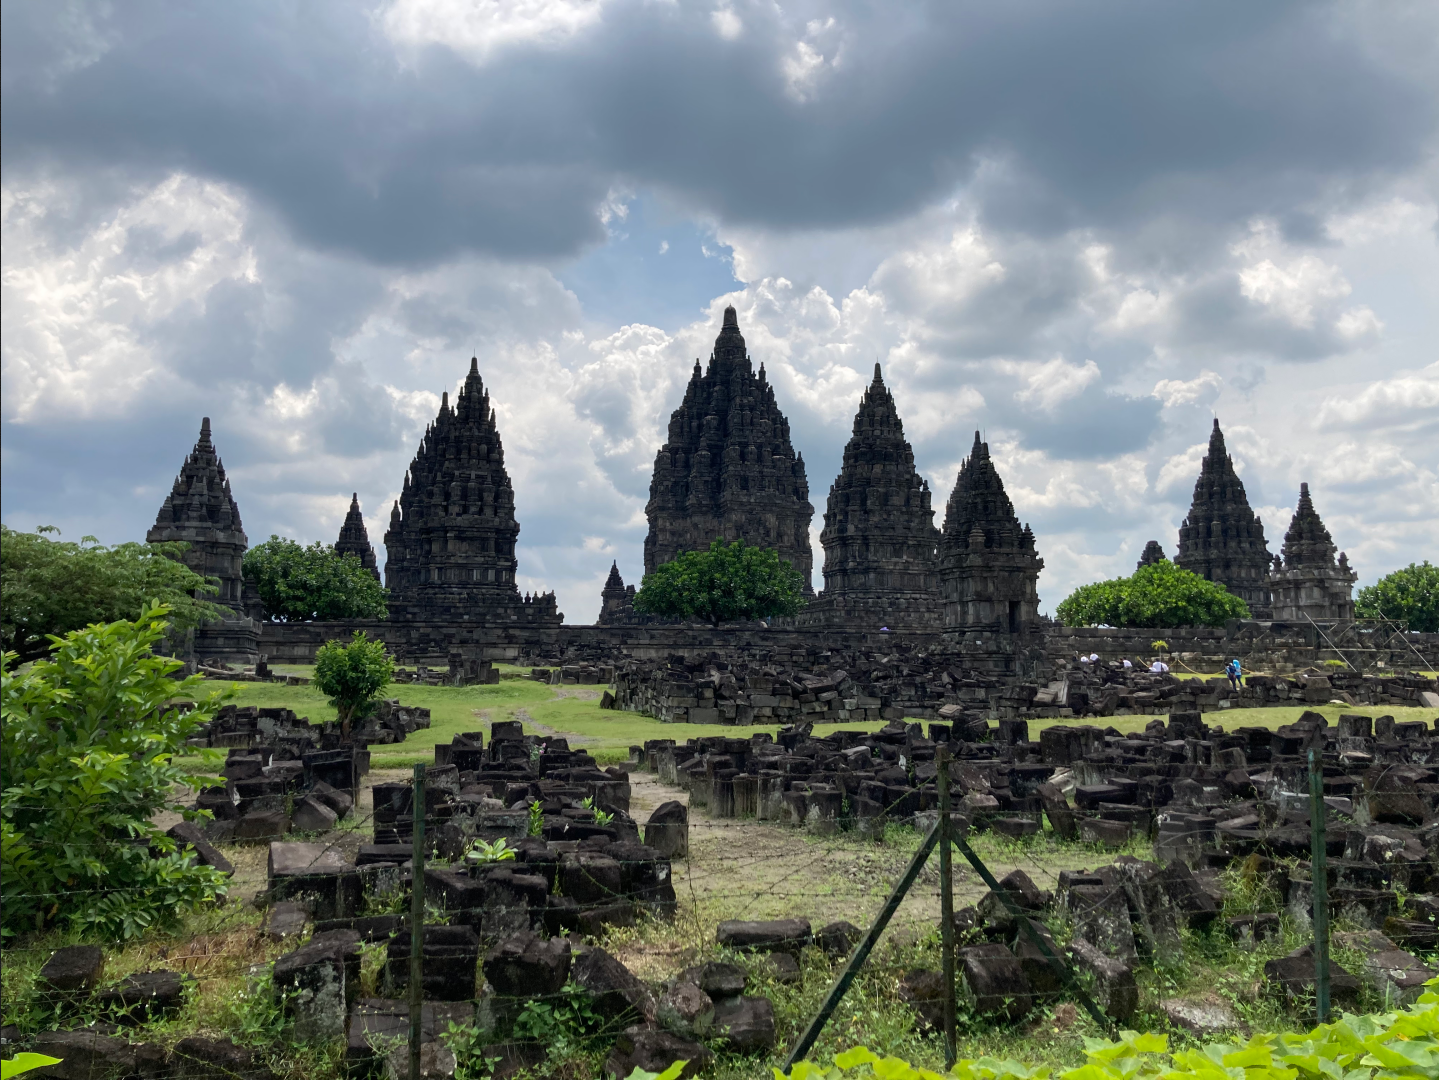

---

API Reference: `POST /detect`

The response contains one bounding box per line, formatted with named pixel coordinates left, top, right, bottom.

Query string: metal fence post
left=1308, top=746, right=1330, bottom=1023
left=410, top=762, right=426, bottom=1080
left=937, top=749, right=956, bottom=1069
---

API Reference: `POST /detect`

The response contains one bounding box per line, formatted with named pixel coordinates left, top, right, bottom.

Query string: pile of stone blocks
left=195, top=744, right=365, bottom=843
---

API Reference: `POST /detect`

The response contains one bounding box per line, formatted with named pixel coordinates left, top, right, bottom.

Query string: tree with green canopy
left=1356, top=561, right=1439, bottom=633
left=1, top=603, right=230, bottom=940
left=313, top=631, right=394, bottom=734
left=1056, top=560, right=1250, bottom=628
left=242, top=536, right=388, bottom=622
left=1, top=525, right=223, bottom=662
left=633, top=538, right=807, bottom=626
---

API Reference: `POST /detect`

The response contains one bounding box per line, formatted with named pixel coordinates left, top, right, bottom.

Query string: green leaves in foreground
left=0, top=604, right=229, bottom=940
left=1356, top=561, right=1439, bottom=633
left=2, top=1056, right=63, bottom=1079
left=634, top=538, right=806, bottom=626
left=313, top=630, right=394, bottom=731
left=779, top=983, right=1439, bottom=1080
left=1056, top=560, right=1250, bottom=629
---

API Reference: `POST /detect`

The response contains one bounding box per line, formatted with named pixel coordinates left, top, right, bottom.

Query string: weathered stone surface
left=1160, top=998, right=1245, bottom=1036
left=572, top=946, right=654, bottom=1024
left=1113, top=859, right=1184, bottom=965
left=385, top=926, right=482, bottom=1002
left=345, top=1000, right=476, bottom=1074
left=815, top=920, right=863, bottom=959
left=382, top=1041, right=455, bottom=1080
left=172, top=1035, right=276, bottom=1080
left=1270, top=483, right=1355, bottom=622
left=560, top=852, right=623, bottom=905
left=308, top=780, right=354, bottom=819
left=263, top=902, right=309, bottom=941
left=642, top=306, right=814, bottom=591
left=1173, top=419, right=1272, bottom=617
left=291, top=796, right=339, bottom=834
left=1158, top=861, right=1221, bottom=929
left=1068, top=885, right=1137, bottom=962
left=334, top=493, right=380, bottom=581
left=711, top=995, right=777, bottom=1053
left=763, top=952, right=802, bottom=984
left=478, top=1042, right=545, bottom=1080
left=235, top=808, right=289, bottom=842
left=32, top=1030, right=136, bottom=1080
left=656, top=981, right=714, bottom=1039
left=938, top=432, right=1044, bottom=638
left=957, top=943, right=1034, bottom=1020
left=604, top=1025, right=711, bottom=1080
left=716, top=918, right=812, bottom=954
left=1068, top=939, right=1137, bottom=1023
left=1078, top=817, right=1132, bottom=848
left=40, top=946, right=105, bottom=994
left=644, top=801, right=689, bottom=859
left=482, top=932, right=570, bottom=998
left=803, top=363, right=941, bottom=630
left=1263, top=947, right=1361, bottom=1008
left=1226, top=914, right=1281, bottom=949
left=897, top=970, right=945, bottom=1032
left=679, top=962, right=747, bottom=1001
left=167, top=821, right=234, bottom=875
left=273, top=940, right=347, bottom=1043
left=1037, top=783, right=1077, bottom=840
left=383, top=357, right=560, bottom=626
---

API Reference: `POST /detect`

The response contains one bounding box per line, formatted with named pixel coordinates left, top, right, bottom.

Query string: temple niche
left=383, top=358, right=560, bottom=626
left=1174, top=419, right=1273, bottom=617
left=937, top=432, right=1043, bottom=637
left=147, top=417, right=260, bottom=664
left=334, top=493, right=380, bottom=581
left=1270, top=483, right=1357, bottom=622
left=643, top=305, right=814, bottom=590
left=801, top=363, right=942, bottom=630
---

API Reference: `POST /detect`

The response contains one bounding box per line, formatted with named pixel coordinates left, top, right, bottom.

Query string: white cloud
left=1316, top=362, right=1439, bottom=431
left=381, top=0, right=607, bottom=62
left=1234, top=220, right=1382, bottom=342
left=1004, top=357, right=1101, bottom=412
left=711, top=7, right=742, bottom=40
left=1326, top=197, right=1438, bottom=246
left=1152, top=371, right=1222, bottom=408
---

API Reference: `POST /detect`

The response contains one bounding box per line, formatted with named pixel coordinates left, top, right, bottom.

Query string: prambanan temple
left=150, top=307, right=1368, bottom=670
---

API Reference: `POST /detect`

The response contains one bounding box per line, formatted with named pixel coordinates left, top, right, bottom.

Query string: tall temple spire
left=335, top=492, right=380, bottom=581
left=383, top=358, right=560, bottom=625
left=937, top=431, right=1043, bottom=644
left=1271, top=482, right=1355, bottom=621
left=804, top=363, right=941, bottom=629
left=642, top=306, right=814, bottom=595
left=1174, top=418, right=1272, bottom=616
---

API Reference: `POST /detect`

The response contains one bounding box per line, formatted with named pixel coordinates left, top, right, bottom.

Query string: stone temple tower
left=334, top=493, right=380, bottom=581
left=148, top=417, right=259, bottom=664
left=803, top=363, right=941, bottom=629
left=384, top=358, right=560, bottom=625
left=938, top=432, right=1043, bottom=638
left=1174, top=419, right=1272, bottom=617
left=643, top=305, right=814, bottom=591
left=1270, top=483, right=1356, bottom=622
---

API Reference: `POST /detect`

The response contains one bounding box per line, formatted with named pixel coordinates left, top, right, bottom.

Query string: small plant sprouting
left=582, top=796, right=614, bottom=827
left=1151, top=640, right=1169, bottom=652
left=463, top=837, right=517, bottom=866
left=527, top=799, right=544, bottom=837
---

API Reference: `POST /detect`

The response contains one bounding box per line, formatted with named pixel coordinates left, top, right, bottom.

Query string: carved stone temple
left=383, top=358, right=560, bottom=626
left=147, top=417, right=260, bottom=664
left=597, top=561, right=641, bottom=625
left=1174, top=419, right=1273, bottom=617
left=937, top=432, right=1043, bottom=641
left=1270, top=483, right=1356, bottom=622
left=1136, top=540, right=1167, bottom=570
left=643, top=305, right=814, bottom=588
left=800, top=363, right=941, bottom=630
left=334, top=493, right=380, bottom=580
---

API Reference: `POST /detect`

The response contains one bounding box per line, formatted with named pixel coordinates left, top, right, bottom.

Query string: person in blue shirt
left=1226, top=658, right=1241, bottom=692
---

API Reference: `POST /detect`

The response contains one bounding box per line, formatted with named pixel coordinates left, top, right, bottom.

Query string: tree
left=1356, top=561, right=1439, bottom=633
left=313, top=631, right=394, bottom=733
left=1, top=525, right=223, bottom=662
left=1056, top=560, right=1251, bottom=628
left=242, top=536, right=388, bottom=622
left=1, top=604, right=230, bottom=940
left=633, top=538, right=807, bottom=626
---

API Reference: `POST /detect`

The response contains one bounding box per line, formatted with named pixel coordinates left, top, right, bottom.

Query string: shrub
left=0, top=604, right=230, bottom=941
left=0, top=525, right=223, bottom=662
left=242, top=536, right=388, bottom=622
left=312, top=631, right=393, bottom=734
left=1057, top=561, right=1250, bottom=628
left=634, top=538, right=807, bottom=626
left=1356, top=561, right=1439, bottom=633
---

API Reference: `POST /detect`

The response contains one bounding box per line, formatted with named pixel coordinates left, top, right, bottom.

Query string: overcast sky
left=3, top=1, right=1436, bottom=623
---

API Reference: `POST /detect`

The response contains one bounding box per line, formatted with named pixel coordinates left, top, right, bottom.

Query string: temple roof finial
left=470, top=357, right=479, bottom=376
left=723, top=304, right=737, bottom=328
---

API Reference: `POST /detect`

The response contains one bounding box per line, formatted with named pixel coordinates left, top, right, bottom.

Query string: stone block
left=1068, top=939, right=1137, bottom=1023
left=166, top=822, right=234, bottom=875
left=572, top=946, right=654, bottom=1024
left=815, top=920, right=862, bottom=959
left=482, top=931, right=570, bottom=998
left=1158, top=861, right=1221, bottom=929
left=385, top=925, right=481, bottom=1002
left=273, top=940, right=347, bottom=1043
left=345, top=999, right=476, bottom=1075
left=267, top=842, right=361, bottom=920
left=1068, top=885, right=1137, bottom=962
left=604, top=1025, right=711, bottom=1080
left=1357, top=948, right=1437, bottom=1006
left=1037, top=782, right=1077, bottom=840
left=291, top=796, right=339, bottom=834
left=308, top=779, right=354, bottom=819
left=716, top=918, right=812, bottom=954
left=95, top=971, right=187, bottom=1025
left=989, top=816, right=1039, bottom=840
left=957, top=943, right=1033, bottom=1021
left=40, top=945, right=105, bottom=994
left=1078, top=817, right=1132, bottom=848
left=1226, top=914, right=1281, bottom=949
left=234, top=808, right=289, bottom=842
left=382, top=1040, right=455, bottom=1080
left=1159, top=998, right=1244, bottom=1036
left=172, top=1036, right=276, bottom=1080
left=656, top=982, right=714, bottom=1039
left=560, top=852, right=623, bottom=906
left=897, top=969, right=944, bottom=1031
left=1263, top=948, right=1361, bottom=1009
left=644, top=801, right=689, bottom=859
left=678, top=962, right=746, bottom=1000
left=762, top=952, right=802, bottom=984
left=1113, top=859, right=1184, bottom=965
left=479, top=1042, right=546, bottom=1080
left=32, top=1030, right=136, bottom=1080
left=711, top=995, right=776, bottom=1053
left=263, top=902, right=309, bottom=941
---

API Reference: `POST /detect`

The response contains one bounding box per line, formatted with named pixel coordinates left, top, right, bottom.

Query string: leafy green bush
left=634, top=538, right=807, bottom=625
left=1356, top=561, right=1439, bottom=633
left=0, top=604, right=230, bottom=940
left=781, top=986, right=1439, bottom=1079
left=1056, top=561, right=1250, bottom=628
left=242, top=536, right=388, bottom=622
left=312, top=631, right=393, bottom=733
left=1, top=525, right=223, bottom=662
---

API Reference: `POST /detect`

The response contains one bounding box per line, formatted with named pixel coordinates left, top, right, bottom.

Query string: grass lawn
left=203, top=674, right=1436, bottom=768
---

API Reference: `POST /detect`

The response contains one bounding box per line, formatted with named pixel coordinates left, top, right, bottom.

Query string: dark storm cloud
left=3, top=1, right=1432, bottom=266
